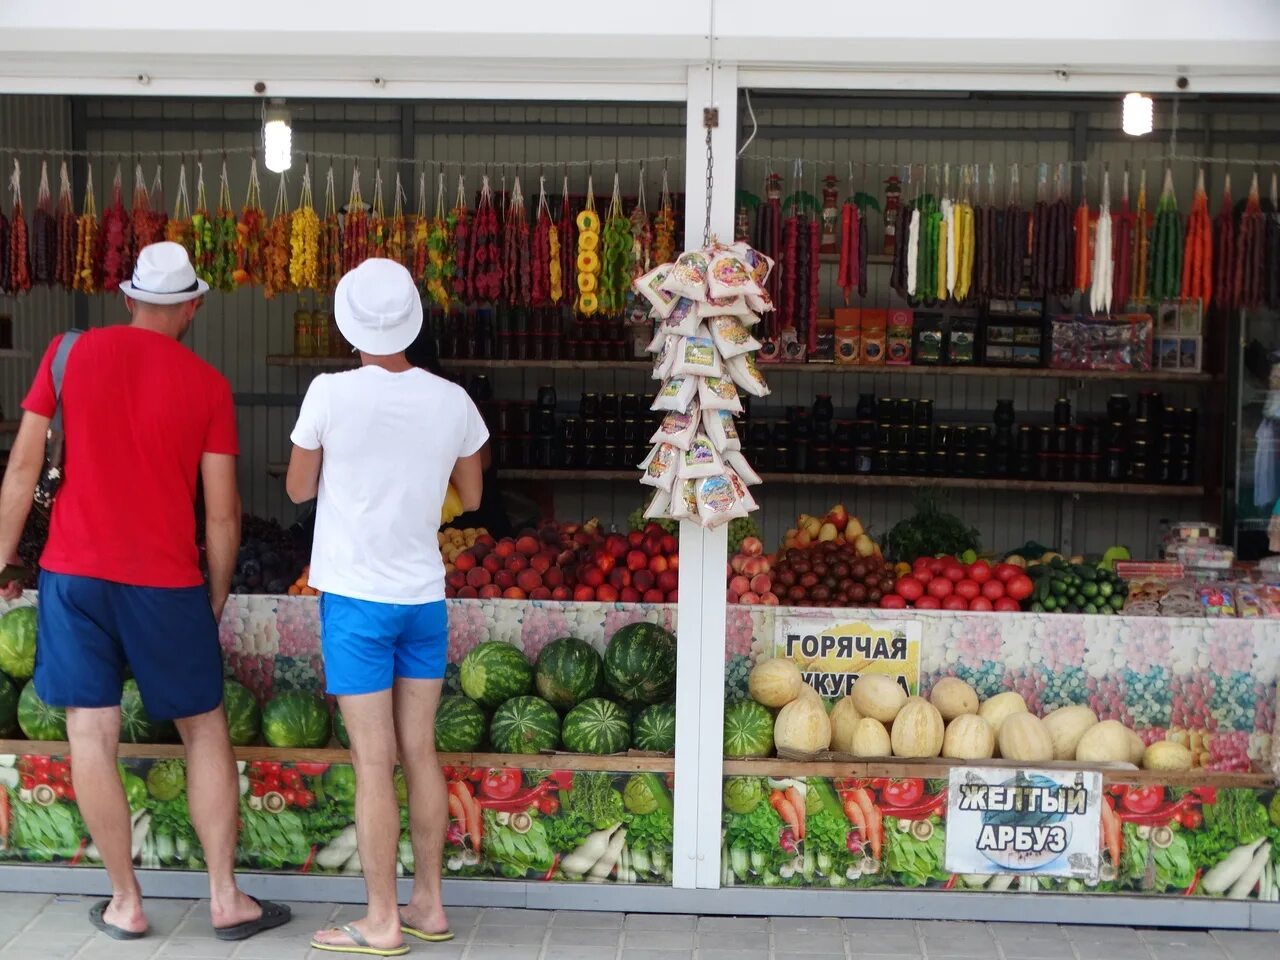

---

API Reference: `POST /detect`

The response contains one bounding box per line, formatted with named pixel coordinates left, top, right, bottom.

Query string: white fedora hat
left=334, top=258, right=424, bottom=356
left=118, top=241, right=210, bottom=304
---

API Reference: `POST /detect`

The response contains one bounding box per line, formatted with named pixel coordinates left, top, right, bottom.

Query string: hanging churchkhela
left=234, top=157, right=267, bottom=288
left=54, top=161, right=76, bottom=290
left=31, top=161, right=55, bottom=287
left=1111, top=168, right=1136, bottom=311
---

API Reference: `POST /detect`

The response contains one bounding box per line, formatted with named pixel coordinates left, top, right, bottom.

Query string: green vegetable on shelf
left=883, top=492, right=980, bottom=564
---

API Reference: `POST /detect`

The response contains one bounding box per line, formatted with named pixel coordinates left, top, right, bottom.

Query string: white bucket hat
left=118, top=241, right=210, bottom=304
left=334, top=258, right=424, bottom=356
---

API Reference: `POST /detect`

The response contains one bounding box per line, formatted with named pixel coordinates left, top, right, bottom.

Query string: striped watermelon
left=223, top=680, right=261, bottom=746
left=434, top=695, right=486, bottom=752
left=489, top=696, right=560, bottom=754
left=562, top=697, right=631, bottom=755
left=333, top=706, right=349, bottom=748
left=262, top=691, right=330, bottom=748
left=534, top=637, right=602, bottom=710
left=119, top=679, right=177, bottom=744
left=17, top=681, right=66, bottom=741
left=723, top=699, right=774, bottom=758
left=459, top=642, right=534, bottom=709
left=603, top=623, right=676, bottom=704
left=632, top=702, right=676, bottom=753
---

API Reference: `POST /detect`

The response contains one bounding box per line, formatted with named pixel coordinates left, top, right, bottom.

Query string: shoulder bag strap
left=49, top=329, right=84, bottom=433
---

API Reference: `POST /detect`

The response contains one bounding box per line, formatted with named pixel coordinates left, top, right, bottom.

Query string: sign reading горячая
left=774, top=616, right=921, bottom=699
left=945, top=767, right=1103, bottom=881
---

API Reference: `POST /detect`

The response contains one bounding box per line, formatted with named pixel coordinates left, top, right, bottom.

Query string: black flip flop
left=88, top=899, right=146, bottom=941
left=214, top=896, right=292, bottom=941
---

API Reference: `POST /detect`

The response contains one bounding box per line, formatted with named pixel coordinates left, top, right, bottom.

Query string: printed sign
left=944, top=767, right=1103, bottom=880
left=774, top=617, right=921, bottom=698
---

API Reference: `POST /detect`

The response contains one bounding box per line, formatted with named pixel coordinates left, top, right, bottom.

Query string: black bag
left=33, top=329, right=83, bottom=514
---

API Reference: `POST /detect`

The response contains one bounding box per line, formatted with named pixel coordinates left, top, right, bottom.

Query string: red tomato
left=927, top=576, right=954, bottom=599
left=993, top=563, right=1023, bottom=583
left=954, top=579, right=981, bottom=601
left=927, top=559, right=945, bottom=576
left=942, top=594, right=969, bottom=610
left=914, top=569, right=934, bottom=584
left=1005, top=574, right=1034, bottom=601
left=881, top=778, right=925, bottom=807
left=1179, top=808, right=1203, bottom=830
left=914, top=595, right=941, bottom=609
left=936, top=555, right=957, bottom=566
left=968, top=596, right=994, bottom=611
left=967, top=560, right=992, bottom=583
left=981, top=579, right=1006, bottom=601
left=1121, top=786, right=1163, bottom=815
left=913, top=556, right=932, bottom=571
left=879, top=593, right=907, bottom=609
left=481, top=768, right=523, bottom=801
left=894, top=576, right=925, bottom=602
left=994, top=596, right=1021, bottom=612
left=942, top=563, right=966, bottom=583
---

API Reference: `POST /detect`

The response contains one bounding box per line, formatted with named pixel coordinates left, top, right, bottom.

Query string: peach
left=515, top=535, right=540, bottom=557
left=456, top=585, right=478, bottom=599
left=494, top=570, right=516, bottom=590
left=482, top=553, right=502, bottom=575
left=506, top=553, right=528, bottom=573
left=604, top=535, right=629, bottom=560
left=633, top=569, right=656, bottom=592
left=551, top=585, right=573, bottom=601
left=741, top=536, right=764, bottom=557
left=543, top=567, right=564, bottom=589
left=446, top=570, right=467, bottom=590
left=660, top=534, right=677, bottom=555
left=657, top=570, right=679, bottom=593
left=573, top=585, right=596, bottom=602
left=750, top=574, right=772, bottom=596
left=494, top=539, right=516, bottom=559
left=730, top=555, right=748, bottom=574
left=730, top=575, right=751, bottom=595
left=761, top=592, right=780, bottom=605
left=649, top=555, right=669, bottom=574
left=530, top=552, right=553, bottom=575
left=503, top=586, right=527, bottom=600
left=516, top=569, right=543, bottom=594
left=529, top=586, right=552, bottom=601
left=466, top=567, right=492, bottom=588
left=478, top=584, right=502, bottom=599
left=454, top=552, right=477, bottom=572
left=626, top=550, right=649, bottom=572
left=621, top=586, right=642, bottom=603
left=628, top=530, right=645, bottom=548
left=608, top=568, right=631, bottom=590
left=643, top=589, right=665, bottom=604
left=596, top=584, right=619, bottom=603
left=581, top=566, right=605, bottom=588
left=740, top=591, right=761, bottom=604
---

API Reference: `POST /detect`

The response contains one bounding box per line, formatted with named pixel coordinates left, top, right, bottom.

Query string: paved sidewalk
left=0, top=895, right=1277, bottom=960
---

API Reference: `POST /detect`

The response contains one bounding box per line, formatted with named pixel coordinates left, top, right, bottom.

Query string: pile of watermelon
left=442, top=622, right=678, bottom=756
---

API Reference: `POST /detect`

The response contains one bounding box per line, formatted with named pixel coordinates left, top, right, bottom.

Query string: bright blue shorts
left=320, top=594, right=448, bottom=696
left=34, top=570, right=223, bottom=721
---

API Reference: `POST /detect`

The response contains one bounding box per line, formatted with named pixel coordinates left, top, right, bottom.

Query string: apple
left=551, top=585, right=572, bottom=601
left=826, top=505, right=849, bottom=533
left=643, top=588, right=665, bottom=604
left=649, top=555, right=669, bottom=574
left=741, top=536, right=764, bottom=557
left=572, top=585, right=596, bottom=602
left=581, top=566, right=606, bottom=588
left=596, top=584, right=619, bottom=602
left=626, top=550, right=649, bottom=572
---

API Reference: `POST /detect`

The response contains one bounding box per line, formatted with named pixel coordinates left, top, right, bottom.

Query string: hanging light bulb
left=1122, top=93, right=1154, bottom=137
left=263, top=101, right=292, bottom=173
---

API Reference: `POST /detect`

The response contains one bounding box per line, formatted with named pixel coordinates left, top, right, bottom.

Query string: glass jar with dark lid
left=620, top=393, right=641, bottom=419
left=889, top=425, right=911, bottom=449
left=970, top=425, right=993, bottom=451
left=1016, top=425, right=1035, bottom=453
left=889, top=449, right=910, bottom=474
left=876, top=397, right=895, bottom=422
left=834, top=446, right=855, bottom=473
left=1054, top=425, right=1070, bottom=454
left=915, top=399, right=934, bottom=427
left=1174, top=459, right=1193, bottom=484
left=952, top=425, right=970, bottom=451
left=952, top=450, right=969, bottom=477
left=600, top=393, right=621, bottom=421
left=467, top=375, right=493, bottom=403
left=856, top=420, right=878, bottom=447
left=1157, top=458, right=1173, bottom=483
left=873, top=449, right=891, bottom=473
left=855, top=449, right=874, bottom=473
left=856, top=393, right=876, bottom=420
left=770, top=421, right=790, bottom=445
left=1107, top=394, right=1131, bottom=421
left=536, top=384, right=557, bottom=411
left=1129, top=459, right=1149, bottom=482
left=1053, top=397, right=1072, bottom=426
left=812, top=445, right=833, bottom=473
left=935, top=424, right=954, bottom=450
left=579, top=392, right=600, bottom=418
left=912, top=425, right=932, bottom=450
left=772, top=446, right=790, bottom=472
left=993, top=399, right=1015, bottom=429
left=1105, top=448, right=1126, bottom=481
left=813, top=394, right=835, bottom=423
left=894, top=398, right=915, bottom=424
left=1178, top=407, right=1198, bottom=434
left=602, top=419, right=621, bottom=444
left=1039, top=425, right=1055, bottom=453
left=972, top=451, right=989, bottom=477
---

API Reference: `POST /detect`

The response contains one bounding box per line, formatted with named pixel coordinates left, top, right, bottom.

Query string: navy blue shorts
left=34, top=571, right=224, bottom=721
left=320, top=593, right=448, bottom=696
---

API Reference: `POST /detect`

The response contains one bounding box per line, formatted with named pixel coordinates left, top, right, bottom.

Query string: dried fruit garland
left=73, top=165, right=99, bottom=293
left=166, top=164, right=194, bottom=256
left=652, top=170, right=677, bottom=267
left=1180, top=168, right=1212, bottom=306
left=9, top=163, right=33, bottom=294
left=450, top=176, right=472, bottom=302
left=234, top=159, right=267, bottom=287
left=387, top=173, right=410, bottom=268
left=575, top=179, right=601, bottom=316
left=263, top=174, right=292, bottom=299
left=367, top=169, right=388, bottom=258
left=423, top=173, right=455, bottom=310
left=318, top=167, right=342, bottom=294
left=599, top=175, right=633, bottom=314
left=1132, top=169, right=1150, bottom=305
left=100, top=165, right=132, bottom=292
left=502, top=177, right=531, bottom=306
left=131, top=163, right=167, bottom=254
left=1235, top=172, right=1266, bottom=311
left=190, top=162, right=217, bottom=285
left=555, top=179, right=575, bottom=305
left=0, top=204, right=9, bottom=294
left=469, top=176, right=501, bottom=302
left=209, top=162, right=239, bottom=292
left=1149, top=168, right=1183, bottom=303
left=289, top=164, right=320, bottom=291
left=629, top=177, right=652, bottom=281
left=54, top=162, right=76, bottom=290
left=532, top=179, right=553, bottom=306
left=32, top=161, right=56, bottom=286
left=342, top=168, right=369, bottom=272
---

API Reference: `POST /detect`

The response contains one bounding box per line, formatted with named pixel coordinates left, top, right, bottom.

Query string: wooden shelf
left=0, top=740, right=673, bottom=772
left=266, top=462, right=1203, bottom=497
left=265, top=354, right=1210, bottom=384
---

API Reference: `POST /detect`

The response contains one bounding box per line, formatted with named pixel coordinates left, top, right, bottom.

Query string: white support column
left=670, top=60, right=739, bottom=890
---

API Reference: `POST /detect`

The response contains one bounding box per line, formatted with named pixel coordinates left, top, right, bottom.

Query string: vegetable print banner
left=773, top=616, right=921, bottom=698
left=0, top=754, right=674, bottom=885
left=722, top=775, right=1280, bottom=899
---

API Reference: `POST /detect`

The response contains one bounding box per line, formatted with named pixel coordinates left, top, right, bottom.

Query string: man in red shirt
left=0, top=242, right=290, bottom=942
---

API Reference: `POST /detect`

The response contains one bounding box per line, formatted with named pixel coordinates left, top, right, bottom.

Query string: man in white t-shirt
left=286, top=258, right=486, bottom=957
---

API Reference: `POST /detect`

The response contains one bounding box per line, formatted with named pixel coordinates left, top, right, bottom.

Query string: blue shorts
left=320, top=594, right=448, bottom=696
left=34, top=571, right=223, bottom=721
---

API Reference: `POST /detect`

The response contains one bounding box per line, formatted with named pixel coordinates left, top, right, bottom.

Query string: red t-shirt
left=22, top=326, right=239, bottom=588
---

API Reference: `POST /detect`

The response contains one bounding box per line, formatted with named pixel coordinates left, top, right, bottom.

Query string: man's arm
left=200, top=452, right=240, bottom=622
left=286, top=445, right=322, bottom=505
left=451, top=451, right=483, bottom=512
left=0, top=413, right=49, bottom=599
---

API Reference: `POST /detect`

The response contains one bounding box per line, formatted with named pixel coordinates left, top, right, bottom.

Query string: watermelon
left=632, top=702, right=676, bottom=753
left=434, top=695, right=486, bottom=752
left=0, top=673, right=17, bottom=737
left=459, top=642, right=534, bottom=709
left=119, top=679, right=176, bottom=744
left=333, top=706, right=349, bottom=748
left=603, top=623, right=676, bottom=704
left=223, top=680, right=261, bottom=746
left=261, top=691, right=330, bottom=748
left=489, top=696, right=560, bottom=754
left=562, top=697, right=631, bottom=755
left=17, top=681, right=66, bottom=741
left=534, top=637, right=602, bottom=710
left=723, top=699, right=774, bottom=758
left=0, top=606, right=37, bottom=681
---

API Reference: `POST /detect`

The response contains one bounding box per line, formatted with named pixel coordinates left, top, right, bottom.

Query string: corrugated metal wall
left=2, top=92, right=1277, bottom=557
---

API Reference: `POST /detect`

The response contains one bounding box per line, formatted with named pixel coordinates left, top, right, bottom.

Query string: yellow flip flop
left=310, top=924, right=409, bottom=957
left=401, top=924, right=455, bottom=943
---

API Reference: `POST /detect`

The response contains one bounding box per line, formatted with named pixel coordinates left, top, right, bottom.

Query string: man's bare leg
left=394, top=677, right=449, bottom=936
left=312, top=690, right=405, bottom=952
left=67, top=706, right=146, bottom=935
left=174, top=706, right=264, bottom=929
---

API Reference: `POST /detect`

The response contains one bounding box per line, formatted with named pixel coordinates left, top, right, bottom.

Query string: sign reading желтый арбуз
left=945, top=767, right=1103, bottom=881
left=774, top=616, right=921, bottom=698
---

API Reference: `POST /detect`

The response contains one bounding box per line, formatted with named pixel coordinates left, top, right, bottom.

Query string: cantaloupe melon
left=773, top=694, right=831, bottom=754
left=977, top=691, right=1028, bottom=736
left=748, top=658, right=803, bottom=708
left=1142, top=740, right=1193, bottom=771
left=890, top=697, right=944, bottom=758
left=930, top=678, right=979, bottom=721
left=1041, top=705, right=1098, bottom=761
left=848, top=718, right=892, bottom=758
left=1074, top=720, right=1133, bottom=764
left=998, top=713, right=1054, bottom=763
left=942, top=714, right=995, bottom=760
left=851, top=675, right=907, bottom=724
left=829, top=696, right=863, bottom=754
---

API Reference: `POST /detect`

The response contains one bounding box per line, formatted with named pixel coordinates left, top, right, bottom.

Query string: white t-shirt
left=290, top=365, right=488, bottom=604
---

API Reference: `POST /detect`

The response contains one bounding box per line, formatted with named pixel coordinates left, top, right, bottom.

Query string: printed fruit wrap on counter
left=636, top=240, right=772, bottom=529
